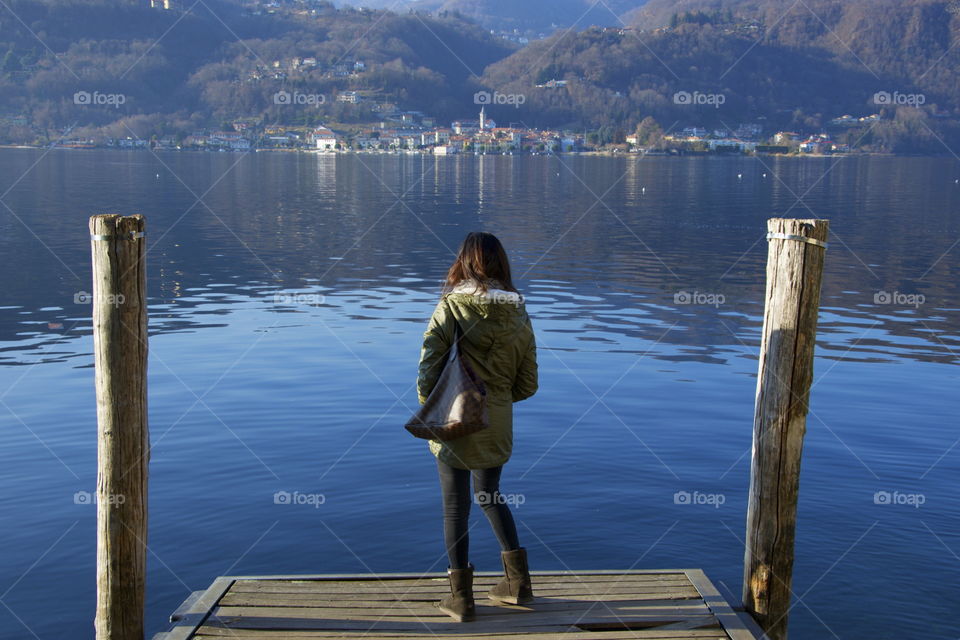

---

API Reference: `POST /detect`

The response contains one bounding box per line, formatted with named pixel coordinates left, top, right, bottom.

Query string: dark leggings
left=437, top=459, right=520, bottom=570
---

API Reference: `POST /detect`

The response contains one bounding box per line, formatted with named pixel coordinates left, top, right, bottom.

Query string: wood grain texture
left=742, top=218, right=829, bottom=640
left=156, top=571, right=758, bottom=639
left=194, top=630, right=729, bottom=639
left=91, top=214, right=149, bottom=640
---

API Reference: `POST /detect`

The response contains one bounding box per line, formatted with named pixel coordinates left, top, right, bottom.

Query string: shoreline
left=0, top=144, right=916, bottom=158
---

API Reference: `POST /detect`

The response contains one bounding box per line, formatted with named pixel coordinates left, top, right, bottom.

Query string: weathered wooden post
left=742, top=218, right=829, bottom=640
left=90, top=214, right=149, bottom=640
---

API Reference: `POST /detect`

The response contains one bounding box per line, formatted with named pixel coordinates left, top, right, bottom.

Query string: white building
left=208, top=131, right=250, bottom=151
left=707, top=139, right=757, bottom=152
left=452, top=120, right=480, bottom=135
left=681, top=126, right=707, bottom=137
left=478, top=106, right=497, bottom=130
left=774, top=132, right=800, bottom=144
left=313, top=127, right=338, bottom=151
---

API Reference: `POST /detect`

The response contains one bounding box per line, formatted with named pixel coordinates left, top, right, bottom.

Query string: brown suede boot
left=437, top=565, right=476, bottom=622
left=488, top=547, right=533, bottom=605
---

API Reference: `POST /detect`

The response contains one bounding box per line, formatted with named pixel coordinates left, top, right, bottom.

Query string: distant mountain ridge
left=335, top=0, right=651, bottom=32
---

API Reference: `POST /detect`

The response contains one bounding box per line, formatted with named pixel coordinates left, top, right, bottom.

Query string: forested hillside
left=627, top=0, right=960, bottom=105
left=1, top=0, right=958, bottom=153
left=0, top=0, right=513, bottom=141
left=478, top=0, right=960, bottom=151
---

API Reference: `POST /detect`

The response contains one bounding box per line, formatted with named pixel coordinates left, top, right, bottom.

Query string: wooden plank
left=204, top=615, right=721, bottom=633
left=213, top=598, right=711, bottom=619
left=224, top=587, right=696, bottom=600
left=217, top=590, right=703, bottom=607
left=164, top=571, right=758, bottom=639
left=216, top=595, right=712, bottom=612
left=646, top=619, right=723, bottom=631
left=225, top=570, right=694, bottom=581
left=685, top=570, right=766, bottom=640
left=163, top=578, right=235, bottom=640
left=228, top=580, right=693, bottom=595
left=223, top=591, right=702, bottom=604
left=227, top=581, right=691, bottom=589
left=230, top=573, right=691, bottom=585
left=210, top=606, right=715, bottom=629
left=231, top=571, right=687, bottom=587
left=195, top=628, right=729, bottom=639
left=171, top=591, right=206, bottom=622
left=231, top=573, right=691, bottom=581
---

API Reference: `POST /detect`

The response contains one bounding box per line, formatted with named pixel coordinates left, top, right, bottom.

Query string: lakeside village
left=38, top=105, right=879, bottom=156
left=0, top=6, right=884, bottom=158
left=28, top=102, right=880, bottom=155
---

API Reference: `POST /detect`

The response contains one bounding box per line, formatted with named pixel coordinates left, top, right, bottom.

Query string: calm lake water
left=0, top=149, right=958, bottom=639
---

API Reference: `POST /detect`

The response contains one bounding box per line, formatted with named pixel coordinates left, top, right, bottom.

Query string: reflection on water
left=0, top=150, right=958, bottom=640
left=1, top=151, right=958, bottom=367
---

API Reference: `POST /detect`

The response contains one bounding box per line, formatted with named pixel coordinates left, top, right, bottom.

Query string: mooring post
left=742, top=218, right=829, bottom=640
left=90, top=214, right=149, bottom=640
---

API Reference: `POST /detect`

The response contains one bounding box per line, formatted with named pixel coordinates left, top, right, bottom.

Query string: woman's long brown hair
left=444, top=232, right=519, bottom=294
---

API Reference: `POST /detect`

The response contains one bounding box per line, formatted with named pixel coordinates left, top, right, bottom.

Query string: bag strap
left=441, top=294, right=467, bottom=361
left=448, top=319, right=464, bottom=362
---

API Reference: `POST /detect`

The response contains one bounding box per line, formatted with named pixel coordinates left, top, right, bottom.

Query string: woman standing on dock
left=417, top=231, right=539, bottom=622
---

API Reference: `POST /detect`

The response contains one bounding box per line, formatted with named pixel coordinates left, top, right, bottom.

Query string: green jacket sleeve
left=417, top=297, right=456, bottom=405
left=512, top=319, right=538, bottom=402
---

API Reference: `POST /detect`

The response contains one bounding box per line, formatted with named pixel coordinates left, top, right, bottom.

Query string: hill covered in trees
left=626, top=0, right=960, bottom=106
left=0, top=0, right=513, bottom=142
left=1, top=0, right=958, bottom=153
left=477, top=0, right=960, bottom=151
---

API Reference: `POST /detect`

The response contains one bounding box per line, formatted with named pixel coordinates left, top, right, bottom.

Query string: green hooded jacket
left=417, top=280, right=538, bottom=470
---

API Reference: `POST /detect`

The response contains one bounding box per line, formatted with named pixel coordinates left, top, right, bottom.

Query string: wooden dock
left=92, top=217, right=827, bottom=640
left=153, top=570, right=765, bottom=640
